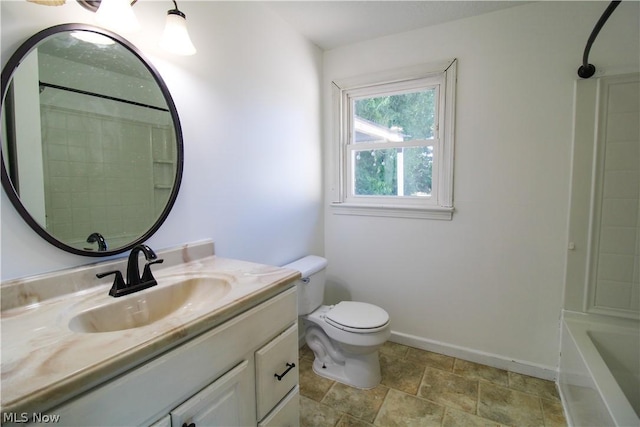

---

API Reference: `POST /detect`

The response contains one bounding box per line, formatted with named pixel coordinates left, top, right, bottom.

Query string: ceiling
left=264, top=1, right=531, bottom=50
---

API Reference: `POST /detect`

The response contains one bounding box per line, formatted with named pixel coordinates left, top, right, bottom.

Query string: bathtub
left=559, top=311, right=640, bottom=427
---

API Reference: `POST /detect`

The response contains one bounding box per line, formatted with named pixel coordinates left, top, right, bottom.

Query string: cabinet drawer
left=255, top=323, right=299, bottom=420
left=258, top=386, right=300, bottom=427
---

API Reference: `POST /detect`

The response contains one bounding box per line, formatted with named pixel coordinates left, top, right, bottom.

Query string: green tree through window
left=353, top=89, right=436, bottom=196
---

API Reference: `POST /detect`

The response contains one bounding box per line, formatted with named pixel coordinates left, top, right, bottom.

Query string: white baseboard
left=390, top=331, right=558, bottom=381
left=297, top=327, right=558, bottom=381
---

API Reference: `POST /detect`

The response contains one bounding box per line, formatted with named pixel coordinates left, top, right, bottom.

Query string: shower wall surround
left=566, top=73, right=639, bottom=319
left=36, top=51, right=176, bottom=250
left=40, top=105, right=175, bottom=249
left=561, top=74, right=639, bottom=425
left=589, top=74, right=640, bottom=315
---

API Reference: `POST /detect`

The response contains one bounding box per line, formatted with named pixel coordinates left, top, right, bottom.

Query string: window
left=331, top=60, right=456, bottom=220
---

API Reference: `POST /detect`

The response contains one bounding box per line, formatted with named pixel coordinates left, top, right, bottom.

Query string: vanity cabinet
left=40, top=287, right=299, bottom=427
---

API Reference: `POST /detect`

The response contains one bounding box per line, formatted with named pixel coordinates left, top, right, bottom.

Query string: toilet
left=284, top=255, right=390, bottom=389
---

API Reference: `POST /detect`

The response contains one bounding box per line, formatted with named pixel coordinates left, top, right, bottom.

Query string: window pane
left=402, top=146, right=433, bottom=196
left=353, top=88, right=436, bottom=143
left=352, top=146, right=432, bottom=197
left=353, top=149, right=397, bottom=196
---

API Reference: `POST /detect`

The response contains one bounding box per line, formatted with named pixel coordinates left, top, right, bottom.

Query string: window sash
left=345, top=140, right=439, bottom=205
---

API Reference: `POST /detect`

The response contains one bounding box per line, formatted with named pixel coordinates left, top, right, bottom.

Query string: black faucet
left=127, top=244, right=158, bottom=286
left=86, top=232, right=108, bottom=251
left=96, top=244, right=164, bottom=297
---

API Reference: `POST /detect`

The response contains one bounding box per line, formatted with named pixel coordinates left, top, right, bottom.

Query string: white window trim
left=330, top=59, right=457, bottom=220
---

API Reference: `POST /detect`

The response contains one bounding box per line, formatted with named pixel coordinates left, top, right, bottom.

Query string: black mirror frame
left=1, top=23, right=184, bottom=257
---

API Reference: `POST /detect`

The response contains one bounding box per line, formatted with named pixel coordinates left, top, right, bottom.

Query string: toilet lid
left=325, top=301, right=389, bottom=331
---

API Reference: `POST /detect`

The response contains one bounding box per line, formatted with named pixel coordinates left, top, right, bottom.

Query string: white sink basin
left=69, top=276, right=231, bottom=333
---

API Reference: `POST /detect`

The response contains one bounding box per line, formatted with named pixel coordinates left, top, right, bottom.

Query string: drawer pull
left=274, top=362, right=296, bottom=381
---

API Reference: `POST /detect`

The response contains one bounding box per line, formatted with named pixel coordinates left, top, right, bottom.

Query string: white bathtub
left=559, top=311, right=640, bottom=427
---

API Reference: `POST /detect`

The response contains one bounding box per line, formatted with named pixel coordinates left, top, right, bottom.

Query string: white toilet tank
left=283, top=255, right=328, bottom=315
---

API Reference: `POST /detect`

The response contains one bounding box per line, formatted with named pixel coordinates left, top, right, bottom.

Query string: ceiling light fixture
left=159, top=1, right=197, bottom=56
left=29, top=0, right=196, bottom=56
left=95, top=0, right=140, bottom=33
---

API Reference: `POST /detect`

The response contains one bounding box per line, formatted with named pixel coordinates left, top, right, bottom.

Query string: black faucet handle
left=142, top=258, right=164, bottom=283
left=97, top=270, right=127, bottom=296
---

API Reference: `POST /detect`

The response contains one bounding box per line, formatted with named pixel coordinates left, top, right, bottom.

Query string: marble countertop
left=0, top=244, right=299, bottom=416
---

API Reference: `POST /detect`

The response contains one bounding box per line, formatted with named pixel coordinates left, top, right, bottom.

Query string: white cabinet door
left=170, top=360, right=253, bottom=427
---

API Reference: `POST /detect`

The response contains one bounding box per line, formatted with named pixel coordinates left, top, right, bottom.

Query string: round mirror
left=1, top=24, right=183, bottom=256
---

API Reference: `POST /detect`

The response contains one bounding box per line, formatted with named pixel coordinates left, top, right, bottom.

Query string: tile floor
left=299, top=341, right=567, bottom=427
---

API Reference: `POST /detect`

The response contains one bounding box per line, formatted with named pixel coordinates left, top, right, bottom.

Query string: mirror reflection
left=1, top=25, right=182, bottom=255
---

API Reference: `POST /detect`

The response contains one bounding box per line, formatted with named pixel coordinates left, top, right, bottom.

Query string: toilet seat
left=325, top=301, right=389, bottom=334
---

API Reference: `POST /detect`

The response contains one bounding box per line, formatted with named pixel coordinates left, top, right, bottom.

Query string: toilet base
left=310, top=349, right=382, bottom=390
left=302, top=308, right=389, bottom=390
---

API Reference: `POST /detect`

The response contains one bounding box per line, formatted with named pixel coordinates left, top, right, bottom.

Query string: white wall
left=0, top=1, right=323, bottom=279
left=323, top=1, right=640, bottom=376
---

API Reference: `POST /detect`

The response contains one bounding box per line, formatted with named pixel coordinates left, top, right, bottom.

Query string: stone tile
left=379, top=341, right=410, bottom=358
left=380, top=353, right=425, bottom=395
left=374, top=389, right=444, bottom=427
left=299, top=357, right=335, bottom=401
left=322, top=382, right=389, bottom=423
left=454, top=359, right=509, bottom=386
left=337, top=414, right=374, bottom=427
left=478, top=382, right=544, bottom=427
left=509, top=372, right=561, bottom=401
left=300, top=395, right=342, bottom=427
left=541, top=398, right=568, bottom=427
left=406, top=347, right=455, bottom=371
left=300, top=343, right=568, bottom=427
left=442, top=408, right=503, bottom=427
left=418, top=367, right=478, bottom=413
